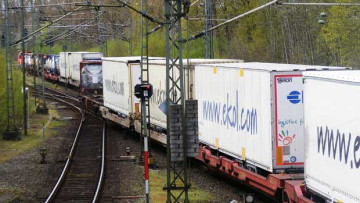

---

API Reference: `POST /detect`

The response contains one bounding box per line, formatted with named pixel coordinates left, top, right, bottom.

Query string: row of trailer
left=19, top=52, right=103, bottom=92
left=18, top=52, right=60, bottom=76
left=97, top=57, right=359, bottom=203
left=20, top=52, right=360, bottom=202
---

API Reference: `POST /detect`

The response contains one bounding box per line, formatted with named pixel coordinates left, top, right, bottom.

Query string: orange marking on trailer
left=241, top=147, right=246, bottom=160
left=276, top=147, right=283, bottom=165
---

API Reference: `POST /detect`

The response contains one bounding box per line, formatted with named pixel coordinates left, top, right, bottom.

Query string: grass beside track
left=0, top=105, right=65, bottom=163
left=0, top=186, right=25, bottom=202
left=135, top=169, right=216, bottom=203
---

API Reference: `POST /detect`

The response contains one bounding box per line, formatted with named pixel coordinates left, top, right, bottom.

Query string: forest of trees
left=185, top=0, right=360, bottom=68
left=115, top=0, right=360, bottom=68
left=1, top=0, right=359, bottom=67
left=1, top=0, right=360, bottom=131
left=0, top=0, right=359, bottom=133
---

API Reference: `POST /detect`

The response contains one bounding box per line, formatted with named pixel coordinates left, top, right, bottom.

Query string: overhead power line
left=11, top=6, right=85, bottom=46
left=115, top=0, right=164, bottom=25
left=42, top=12, right=104, bottom=46
left=278, top=2, right=360, bottom=6
left=190, top=0, right=201, bottom=7
left=183, top=0, right=278, bottom=42
left=5, top=2, right=83, bottom=10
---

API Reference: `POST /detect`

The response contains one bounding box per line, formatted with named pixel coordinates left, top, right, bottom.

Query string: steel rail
left=32, top=91, right=76, bottom=101
left=32, top=83, right=105, bottom=202
left=36, top=84, right=80, bottom=102
left=92, top=121, right=106, bottom=203
left=45, top=93, right=79, bottom=102
left=44, top=95, right=84, bottom=203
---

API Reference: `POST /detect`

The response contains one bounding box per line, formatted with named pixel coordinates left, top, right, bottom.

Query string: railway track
left=28, top=85, right=106, bottom=202
left=44, top=111, right=105, bottom=202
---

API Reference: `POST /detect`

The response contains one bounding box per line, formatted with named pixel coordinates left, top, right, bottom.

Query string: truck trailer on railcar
left=59, top=52, right=103, bottom=87
left=303, top=70, right=360, bottom=203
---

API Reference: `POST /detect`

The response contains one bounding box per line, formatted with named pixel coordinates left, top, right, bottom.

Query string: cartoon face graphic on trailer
left=274, top=74, right=304, bottom=166
left=278, top=130, right=296, bottom=146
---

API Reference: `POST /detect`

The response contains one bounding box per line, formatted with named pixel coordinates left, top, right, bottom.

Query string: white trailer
left=303, top=70, right=359, bottom=203
left=59, top=52, right=102, bottom=87
left=145, top=59, right=243, bottom=130
left=129, top=59, right=242, bottom=144
left=59, top=52, right=68, bottom=80
left=101, top=58, right=242, bottom=143
left=195, top=63, right=347, bottom=173
left=100, top=57, right=163, bottom=128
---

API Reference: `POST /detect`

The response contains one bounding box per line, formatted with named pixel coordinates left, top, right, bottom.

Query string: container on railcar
left=140, top=59, right=243, bottom=144
left=80, top=60, right=102, bottom=93
left=43, top=55, right=60, bottom=82
left=52, top=55, right=60, bottom=75
left=18, top=52, right=33, bottom=71
left=59, top=52, right=103, bottom=87
left=195, top=62, right=347, bottom=174
left=303, top=70, right=359, bottom=203
left=100, top=57, right=163, bottom=128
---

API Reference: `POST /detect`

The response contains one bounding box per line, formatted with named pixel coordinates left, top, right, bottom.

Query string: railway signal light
left=134, top=83, right=153, bottom=203
left=134, top=83, right=153, bottom=100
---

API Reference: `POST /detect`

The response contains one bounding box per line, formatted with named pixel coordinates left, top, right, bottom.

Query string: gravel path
left=0, top=100, right=80, bottom=203
left=99, top=123, right=274, bottom=203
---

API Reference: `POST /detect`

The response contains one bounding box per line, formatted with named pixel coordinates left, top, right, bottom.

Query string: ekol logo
left=287, top=91, right=302, bottom=104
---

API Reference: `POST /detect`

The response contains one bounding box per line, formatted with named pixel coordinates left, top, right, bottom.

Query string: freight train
left=20, top=51, right=103, bottom=93
left=18, top=52, right=359, bottom=203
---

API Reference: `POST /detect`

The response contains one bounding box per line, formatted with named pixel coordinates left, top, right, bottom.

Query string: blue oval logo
left=290, top=156, right=297, bottom=163
left=287, top=91, right=301, bottom=104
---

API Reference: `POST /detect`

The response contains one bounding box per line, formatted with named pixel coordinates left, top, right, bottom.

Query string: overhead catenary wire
left=39, top=15, right=101, bottom=45
left=43, top=20, right=129, bottom=46
left=190, top=0, right=201, bottom=7
left=42, top=13, right=104, bottom=46
left=147, top=0, right=246, bottom=36
left=182, top=0, right=279, bottom=43
left=115, top=0, right=164, bottom=25
left=101, top=24, right=130, bottom=41
left=10, top=2, right=83, bottom=9
left=0, top=2, right=83, bottom=11
left=11, top=6, right=85, bottom=46
left=188, top=17, right=228, bottom=21
left=74, top=3, right=126, bottom=8
left=25, top=16, right=97, bottom=44
left=75, top=1, right=163, bottom=25
left=278, top=2, right=360, bottom=6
